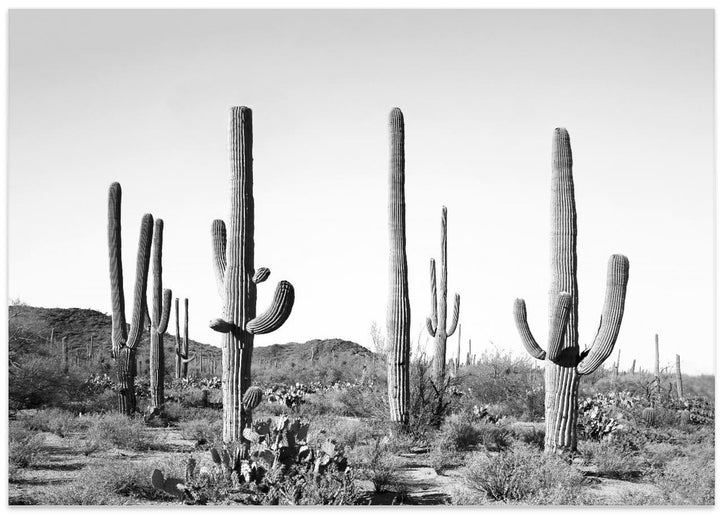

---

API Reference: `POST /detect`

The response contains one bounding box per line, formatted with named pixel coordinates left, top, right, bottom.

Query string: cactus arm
left=209, top=318, right=233, bottom=333
left=513, top=298, right=547, bottom=360
left=577, top=254, right=630, bottom=375
left=545, top=292, right=573, bottom=362
left=246, top=280, right=295, bottom=335
left=108, top=183, right=128, bottom=352
left=211, top=219, right=227, bottom=299
left=151, top=218, right=164, bottom=329
left=426, top=259, right=438, bottom=336
left=180, top=353, right=196, bottom=364
left=446, top=293, right=460, bottom=337
left=253, top=267, right=271, bottom=284
left=158, top=289, right=172, bottom=334
left=126, top=213, right=153, bottom=350
left=425, top=317, right=437, bottom=337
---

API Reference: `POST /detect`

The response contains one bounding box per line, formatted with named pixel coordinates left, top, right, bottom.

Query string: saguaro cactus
left=174, top=298, right=195, bottom=378
left=675, top=354, right=684, bottom=400
left=454, top=324, right=462, bottom=375
left=107, top=182, right=153, bottom=416
left=61, top=337, right=69, bottom=374
left=513, top=129, right=629, bottom=453
left=210, top=107, right=295, bottom=443
left=426, top=206, right=460, bottom=386
left=386, top=108, right=411, bottom=427
left=148, top=219, right=172, bottom=411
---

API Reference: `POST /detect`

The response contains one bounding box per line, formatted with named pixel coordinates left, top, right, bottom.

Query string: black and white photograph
left=5, top=7, right=715, bottom=506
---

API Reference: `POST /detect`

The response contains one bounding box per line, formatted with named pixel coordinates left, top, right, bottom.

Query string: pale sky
left=8, top=10, right=714, bottom=374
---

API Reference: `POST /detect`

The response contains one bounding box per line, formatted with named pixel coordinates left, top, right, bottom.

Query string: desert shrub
left=179, top=418, right=222, bottom=446
left=461, top=442, right=588, bottom=504
left=642, top=442, right=680, bottom=471
left=86, top=414, right=153, bottom=450
left=578, top=441, right=642, bottom=479
left=653, top=454, right=714, bottom=505
left=9, top=424, right=45, bottom=469
left=52, top=456, right=188, bottom=505
left=9, top=356, right=89, bottom=409
left=22, top=408, right=85, bottom=437
left=428, top=445, right=465, bottom=474
left=578, top=392, right=638, bottom=441
left=506, top=422, right=545, bottom=450
left=436, top=414, right=482, bottom=451
left=348, top=437, right=400, bottom=493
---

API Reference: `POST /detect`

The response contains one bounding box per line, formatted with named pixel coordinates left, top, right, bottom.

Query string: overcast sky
left=8, top=10, right=714, bottom=374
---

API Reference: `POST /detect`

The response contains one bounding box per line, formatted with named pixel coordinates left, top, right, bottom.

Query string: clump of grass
left=436, top=415, right=510, bottom=452
left=22, top=408, right=86, bottom=437
left=9, top=424, right=45, bottom=469
left=653, top=454, right=714, bottom=505
left=52, top=456, right=190, bottom=505
left=179, top=418, right=222, bottom=446
left=579, top=441, right=642, bottom=479
left=348, top=437, right=401, bottom=493
left=86, top=413, right=153, bottom=451
left=461, top=442, right=588, bottom=504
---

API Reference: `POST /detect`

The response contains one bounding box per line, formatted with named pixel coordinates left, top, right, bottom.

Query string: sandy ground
left=8, top=425, right=662, bottom=506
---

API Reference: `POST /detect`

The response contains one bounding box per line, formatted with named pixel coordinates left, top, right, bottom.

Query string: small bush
left=179, top=418, right=222, bottom=446
left=9, top=424, right=45, bottom=469
left=436, top=415, right=482, bottom=451
left=52, top=456, right=189, bottom=505
left=22, top=408, right=84, bottom=437
left=86, top=414, right=153, bottom=450
left=579, top=441, right=642, bottom=479
left=461, top=442, right=588, bottom=504
left=653, top=454, right=714, bottom=505
left=348, top=438, right=400, bottom=493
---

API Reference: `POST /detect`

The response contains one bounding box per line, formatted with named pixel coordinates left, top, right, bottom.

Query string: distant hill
left=8, top=305, right=374, bottom=382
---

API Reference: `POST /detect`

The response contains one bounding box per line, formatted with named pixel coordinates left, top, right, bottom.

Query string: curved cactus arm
left=209, top=318, right=233, bottom=333
left=513, top=298, right=547, bottom=360
left=180, top=353, right=196, bottom=364
left=545, top=292, right=573, bottom=362
left=446, top=293, right=460, bottom=337
left=425, top=317, right=437, bottom=337
left=253, top=267, right=271, bottom=284
left=126, top=213, right=154, bottom=350
left=247, top=280, right=295, bottom=335
left=108, top=182, right=128, bottom=352
left=429, top=258, right=438, bottom=329
left=211, top=219, right=227, bottom=299
left=157, top=289, right=172, bottom=334
left=577, top=254, right=630, bottom=375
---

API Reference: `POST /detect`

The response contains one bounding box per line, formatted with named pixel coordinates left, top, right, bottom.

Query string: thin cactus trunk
left=61, top=337, right=69, bottom=374
left=107, top=182, right=153, bottom=416
left=174, top=298, right=181, bottom=379
left=466, top=339, right=472, bottom=366
left=654, top=334, right=661, bottom=386
left=455, top=324, right=462, bottom=375
left=149, top=220, right=172, bottom=411
left=87, top=335, right=94, bottom=361
left=675, top=354, right=684, bottom=400
left=49, top=328, right=55, bottom=350
left=514, top=129, right=629, bottom=453
left=183, top=299, right=190, bottom=378
left=426, top=207, right=460, bottom=387
left=631, top=358, right=636, bottom=375
left=387, top=108, right=411, bottom=428
left=210, top=107, right=295, bottom=443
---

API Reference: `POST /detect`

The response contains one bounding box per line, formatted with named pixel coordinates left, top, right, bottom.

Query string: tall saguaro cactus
left=210, top=106, right=295, bottom=443
left=513, top=129, right=629, bottom=453
left=148, top=220, right=172, bottom=411
left=426, top=207, right=460, bottom=385
left=107, top=182, right=153, bottom=416
left=387, top=107, right=411, bottom=427
left=174, top=298, right=194, bottom=378
left=675, top=354, right=684, bottom=400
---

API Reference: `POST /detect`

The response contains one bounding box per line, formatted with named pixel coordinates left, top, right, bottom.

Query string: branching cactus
left=425, top=206, right=460, bottom=386
left=175, top=298, right=195, bottom=379
left=149, top=219, right=172, bottom=411
left=210, top=107, right=295, bottom=443
left=513, top=129, right=630, bottom=453
left=107, top=182, right=153, bottom=415
left=386, top=108, right=411, bottom=427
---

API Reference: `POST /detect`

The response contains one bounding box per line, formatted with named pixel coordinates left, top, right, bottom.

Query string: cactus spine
left=675, top=354, right=684, bottom=400
left=148, top=220, right=172, bottom=411
left=425, top=207, right=461, bottom=386
left=513, top=129, right=629, bottom=453
left=210, top=107, right=295, bottom=443
left=107, top=182, right=153, bottom=415
left=386, top=108, right=411, bottom=427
